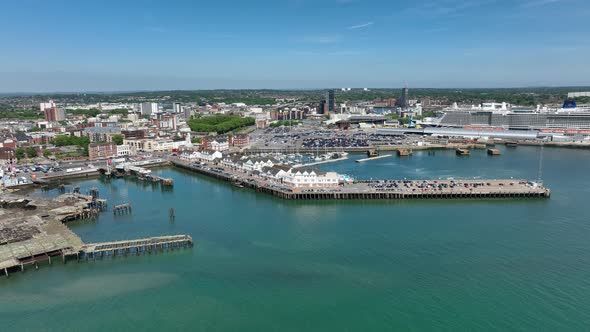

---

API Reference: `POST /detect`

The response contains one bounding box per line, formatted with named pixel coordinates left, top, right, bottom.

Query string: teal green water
left=2, top=146, right=590, bottom=331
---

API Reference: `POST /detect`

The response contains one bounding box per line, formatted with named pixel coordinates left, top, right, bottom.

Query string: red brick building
left=88, top=142, right=117, bottom=160
left=44, top=108, right=65, bottom=122
left=122, top=129, right=146, bottom=139
left=230, top=134, right=250, bottom=147
left=0, top=147, right=16, bottom=163
left=1, top=138, right=17, bottom=150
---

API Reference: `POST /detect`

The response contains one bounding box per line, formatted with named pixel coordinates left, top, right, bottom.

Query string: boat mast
left=537, top=142, right=544, bottom=184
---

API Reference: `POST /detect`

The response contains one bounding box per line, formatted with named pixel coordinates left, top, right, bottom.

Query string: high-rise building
left=325, top=89, right=335, bottom=114
left=183, top=107, right=192, bottom=119
left=395, top=87, right=409, bottom=109
left=39, top=100, right=56, bottom=112
left=173, top=102, right=182, bottom=113
left=140, top=102, right=159, bottom=116
left=44, top=107, right=65, bottom=122
left=317, top=100, right=326, bottom=115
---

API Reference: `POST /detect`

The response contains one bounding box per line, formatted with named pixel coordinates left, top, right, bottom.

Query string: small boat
left=487, top=148, right=501, bottom=156
left=233, top=181, right=244, bottom=188
left=505, top=142, right=518, bottom=147
left=397, top=149, right=412, bottom=156
left=456, top=148, right=471, bottom=156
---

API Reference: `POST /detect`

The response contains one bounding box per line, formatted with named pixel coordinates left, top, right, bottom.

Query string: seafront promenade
left=170, top=158, right=551, bottom=200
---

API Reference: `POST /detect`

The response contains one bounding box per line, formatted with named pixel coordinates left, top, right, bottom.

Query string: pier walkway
left=80, top=235, right=193, bottom=259
left=171, top=158, right=550, bottom=201
left=356, top=154, right=393, bottom=163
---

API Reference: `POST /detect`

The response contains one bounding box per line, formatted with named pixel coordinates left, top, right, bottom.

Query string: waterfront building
left=210, top=139, right=229, bottom=152
left=259, top=165, right=339, bottom=188
left=260, top=165, right=292, bottom=179
left=182, top=150, right=223, bottom=162
left=283, top=168, right=339, bottom=188
left=88, top=142, right=117, bottom=160
left=241, top=157, right=276, bottom=172
left=116, top=144, right=132, bottom=157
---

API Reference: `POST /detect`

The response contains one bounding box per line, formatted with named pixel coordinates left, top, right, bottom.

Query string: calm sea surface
left=2, top=146, right=590, bottom=331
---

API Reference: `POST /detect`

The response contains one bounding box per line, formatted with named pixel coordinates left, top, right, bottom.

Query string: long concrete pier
left=171, top=159, right=550, bottom=201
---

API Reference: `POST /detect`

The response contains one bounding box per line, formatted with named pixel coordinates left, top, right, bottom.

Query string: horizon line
left=2, top=85, right=590, bottom=96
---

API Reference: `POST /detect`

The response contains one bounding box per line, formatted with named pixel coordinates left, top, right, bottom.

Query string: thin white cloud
left=521, top=0, right=562, bottom=7
left=402, top=0, right=498, bottom=18
left=301, top=35, right=341, bottom=44
left=146, top=27, right=167, bottom=33
left=348, top=22, right=374, bottom=30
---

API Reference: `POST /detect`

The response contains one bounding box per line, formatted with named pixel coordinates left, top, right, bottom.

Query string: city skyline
left=1, top=0, right=589, bottom=92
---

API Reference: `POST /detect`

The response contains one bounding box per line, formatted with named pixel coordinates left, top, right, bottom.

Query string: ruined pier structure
left=0, top=193, right=192, bottom=277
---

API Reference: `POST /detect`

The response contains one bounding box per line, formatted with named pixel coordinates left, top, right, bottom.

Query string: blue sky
left=0, top=0, right=589, bottom=92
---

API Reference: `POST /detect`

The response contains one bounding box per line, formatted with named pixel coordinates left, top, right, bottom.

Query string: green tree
left=51, top=135, right=90, bottom=148
left=26, top=147, right=38, bottom=158
left=15, top=148, right=25, bottom=159
left=111, top=134, right=124, bottom=145
left=187, top=115, right=255, bottom=133
left=108, top=109, right=130, bottom=116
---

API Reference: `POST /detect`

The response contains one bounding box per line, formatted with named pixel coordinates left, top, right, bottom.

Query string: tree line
left=187, top=115, right=255, bottom=133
